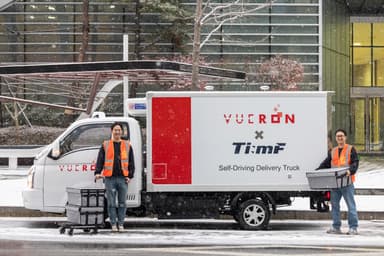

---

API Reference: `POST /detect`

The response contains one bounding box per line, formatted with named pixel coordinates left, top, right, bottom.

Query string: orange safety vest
left=102, top=140, right=130, bottom=177
left=331, top=144, right=355, bottom=183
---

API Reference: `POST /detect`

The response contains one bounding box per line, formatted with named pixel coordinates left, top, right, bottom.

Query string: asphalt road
left=0, top=217, right=383, bottom=256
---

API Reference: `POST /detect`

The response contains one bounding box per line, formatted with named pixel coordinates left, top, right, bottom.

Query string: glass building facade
left=0, top=0, right=321, bottom=88
left=0, top=0, right=384, bottom=153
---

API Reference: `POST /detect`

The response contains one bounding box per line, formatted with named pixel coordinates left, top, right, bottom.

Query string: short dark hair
left=111, top=122, right=123, bottom=131
left=335, top=128, right=347, bottom=136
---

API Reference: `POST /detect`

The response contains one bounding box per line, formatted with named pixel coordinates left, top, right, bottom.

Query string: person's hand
left=125, top=177, right=131, bottom=184
left=346, top=170, right=351, bottom=176
left=95, top=174, right=103, bottom=180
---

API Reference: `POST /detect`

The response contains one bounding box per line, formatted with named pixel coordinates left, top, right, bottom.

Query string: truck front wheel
left=236, top=199, right=270, bottom=230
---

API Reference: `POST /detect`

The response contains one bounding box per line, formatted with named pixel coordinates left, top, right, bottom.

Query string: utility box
left=306, top=167, right=351, bottom=190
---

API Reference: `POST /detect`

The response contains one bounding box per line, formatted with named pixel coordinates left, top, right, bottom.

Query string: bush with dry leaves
left=0, top=126, right=66, bottom=145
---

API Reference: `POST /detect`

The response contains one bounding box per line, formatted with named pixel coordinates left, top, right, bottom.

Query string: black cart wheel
left=59, top=227, right=66, bottom=234
left=68, top=228, right=74, bottom=236
left=92, top=228, right=98, bottom=234
left=83, top=228, right=91, bottom=233
left=236, top=199, right=270, bottom=230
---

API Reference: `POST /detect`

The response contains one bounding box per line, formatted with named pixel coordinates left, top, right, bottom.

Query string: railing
left=0, top=145, right=44, bottom=175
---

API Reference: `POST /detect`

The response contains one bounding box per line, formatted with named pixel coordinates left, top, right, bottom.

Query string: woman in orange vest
left=95, top=122, right=135, bottom=232
left=317, top=128, right=359, bottom=235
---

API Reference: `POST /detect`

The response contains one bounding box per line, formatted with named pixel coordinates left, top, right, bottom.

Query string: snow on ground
left=0, top=217, right=383, bottom=248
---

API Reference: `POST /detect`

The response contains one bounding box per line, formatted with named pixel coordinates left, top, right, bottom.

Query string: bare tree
left=65, top=0, right=90, bottom=123
left=1, top=78, right=34, bottom=142
left=116, top=0, right=192, bottom=97
left=191, top=0, right=274, bottom=89
left=78, top=0, right=89, bottom=63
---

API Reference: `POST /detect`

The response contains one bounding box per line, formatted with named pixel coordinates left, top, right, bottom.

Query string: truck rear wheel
left=236, top=199, right=270, bottom=230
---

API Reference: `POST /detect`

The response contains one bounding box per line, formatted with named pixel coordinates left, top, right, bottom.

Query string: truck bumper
left=22, top=188, right=43, bottom=210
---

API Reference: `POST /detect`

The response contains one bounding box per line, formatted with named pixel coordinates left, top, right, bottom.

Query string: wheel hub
left=243, top=204, right=265, bottom=226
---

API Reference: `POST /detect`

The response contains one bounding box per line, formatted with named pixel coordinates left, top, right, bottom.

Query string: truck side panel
left=147, top=92, right=328, bottom=192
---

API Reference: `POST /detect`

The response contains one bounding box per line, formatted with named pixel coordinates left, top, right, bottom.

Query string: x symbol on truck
left=255, top=130, right=264, bottom=140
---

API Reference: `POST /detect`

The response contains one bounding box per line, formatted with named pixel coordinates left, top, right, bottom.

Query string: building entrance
left=351, top=21, right=384, bottom=153
left=352, top=97, right=384, bottom=152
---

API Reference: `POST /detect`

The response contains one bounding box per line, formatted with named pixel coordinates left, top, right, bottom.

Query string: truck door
left=43, top=123, right=113, bottom=210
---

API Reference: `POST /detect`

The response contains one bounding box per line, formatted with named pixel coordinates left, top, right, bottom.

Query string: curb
left=0, top=207, right=64, bottom=217
left=274, top=210, right=384, bottom=220
left=1, top=207, right=383, bottom=220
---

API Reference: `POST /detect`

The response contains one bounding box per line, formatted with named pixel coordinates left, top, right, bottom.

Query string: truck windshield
left=60, top=123, right=129, bottom=155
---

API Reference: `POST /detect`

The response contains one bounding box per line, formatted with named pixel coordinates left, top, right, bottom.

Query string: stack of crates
left=65, top=187, right=105, bottom=226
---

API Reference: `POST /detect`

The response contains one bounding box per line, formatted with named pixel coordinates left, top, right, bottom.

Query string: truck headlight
left=27, top=166, right=36, bottom=189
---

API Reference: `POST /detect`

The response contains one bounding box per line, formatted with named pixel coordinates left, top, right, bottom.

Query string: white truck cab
left=23, top=117, right=142, bottom=213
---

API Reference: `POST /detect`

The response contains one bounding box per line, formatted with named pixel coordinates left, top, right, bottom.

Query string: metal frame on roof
left=0, top=60, right=246, bottom=81
left=0, top=60, right=246, bottom=114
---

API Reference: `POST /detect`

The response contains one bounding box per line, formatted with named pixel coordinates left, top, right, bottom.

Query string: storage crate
left=66, top=187, right=105, bottom=207
left=306, top=167, right=352, bottom=189
left=66, top=205, right=104, bottom=225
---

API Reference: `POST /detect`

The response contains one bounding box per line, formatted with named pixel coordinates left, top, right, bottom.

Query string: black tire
left=68, top=228, right=74, bottom=236
left=236, top=199, right=270, bottom=230
left=83, top=228, right=91, bottom=233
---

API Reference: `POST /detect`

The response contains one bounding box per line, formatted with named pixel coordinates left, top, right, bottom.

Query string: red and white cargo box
left=146, top=91, right=330, bottom=192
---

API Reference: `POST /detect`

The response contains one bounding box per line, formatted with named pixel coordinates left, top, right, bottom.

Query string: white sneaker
left=111, top=225, right=118, bottom=232
left=326, top=227, right=342, bottom=234
left=346, top=228, right=358, bottom=235
left=118, top=225, right=124, bottom=232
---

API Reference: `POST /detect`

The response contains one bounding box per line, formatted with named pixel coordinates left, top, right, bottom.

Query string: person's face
left=335, top=131, right=346, bottom=146
left=111, top=125, right=122, bottom=141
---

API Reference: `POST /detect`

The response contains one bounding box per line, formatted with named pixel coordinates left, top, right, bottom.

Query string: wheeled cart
left=59, top=187, right=105, bottom=236
left=59, top=222, right=103, bottom=236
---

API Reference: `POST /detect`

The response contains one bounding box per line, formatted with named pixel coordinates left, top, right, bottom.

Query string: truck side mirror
left=50, top=141, right=61, bottom=159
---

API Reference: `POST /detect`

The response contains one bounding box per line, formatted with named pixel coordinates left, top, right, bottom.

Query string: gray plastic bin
left=66, top=205, right=104, bottom=225
left=306, top=167, right=351, bottom=189
left=66, top=187, right=105, bottom=207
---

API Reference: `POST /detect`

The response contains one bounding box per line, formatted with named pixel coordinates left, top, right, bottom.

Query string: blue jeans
left=330, top=184, right=358, bottom=230
left=104, top=176, right=128, bottom=226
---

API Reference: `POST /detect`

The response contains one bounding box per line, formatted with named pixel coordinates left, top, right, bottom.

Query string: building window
left=352, top=23, right=384, bottom=87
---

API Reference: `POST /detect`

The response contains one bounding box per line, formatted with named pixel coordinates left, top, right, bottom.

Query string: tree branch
left=5, top=78, right=33, bottom=127
left=3, top=104, right=16, bottom=120
left=201, top=0, right=241, bottom=24
left=200, top=1, right=273, bottom=48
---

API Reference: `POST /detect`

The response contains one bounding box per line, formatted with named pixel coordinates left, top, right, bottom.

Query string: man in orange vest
left=317, top=128, right=359, bottom=235
left=95, top=122, right=135, bottom=232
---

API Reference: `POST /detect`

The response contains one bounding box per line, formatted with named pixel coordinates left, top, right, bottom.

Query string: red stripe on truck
left=152, top=97, right=192, bottom=184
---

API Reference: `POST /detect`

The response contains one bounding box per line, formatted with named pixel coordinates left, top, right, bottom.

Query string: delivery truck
left=22, top=91, right=331, bottom=230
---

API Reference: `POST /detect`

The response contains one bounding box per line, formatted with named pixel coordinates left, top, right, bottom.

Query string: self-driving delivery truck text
left=23, top=91, right=331, bottom=230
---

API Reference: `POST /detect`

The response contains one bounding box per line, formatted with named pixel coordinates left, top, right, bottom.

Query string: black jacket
left=95, top=141, right=135, bottom=178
